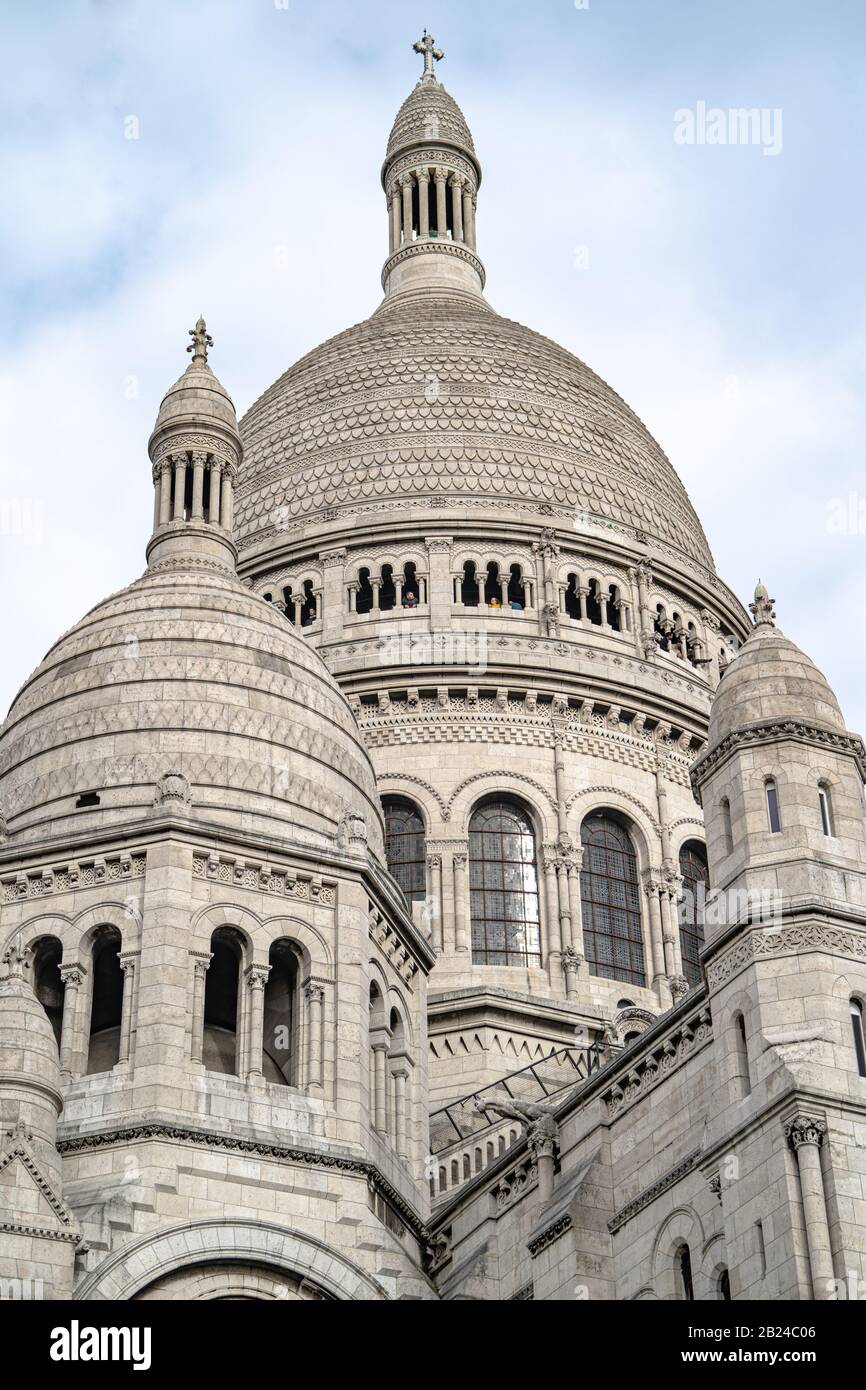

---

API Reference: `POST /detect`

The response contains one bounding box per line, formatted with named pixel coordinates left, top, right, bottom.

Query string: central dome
left=235, top=290, right=714, bottom=570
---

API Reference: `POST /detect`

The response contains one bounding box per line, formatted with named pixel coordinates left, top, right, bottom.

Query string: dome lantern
left=146, top=317, right=242, bottom=572
left=380, top=34, right=485, bottom=299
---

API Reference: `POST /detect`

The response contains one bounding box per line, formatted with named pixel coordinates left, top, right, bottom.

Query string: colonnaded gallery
left=2, top=37, right=866, bottom=1304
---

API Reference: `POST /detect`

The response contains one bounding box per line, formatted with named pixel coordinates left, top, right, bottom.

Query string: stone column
left=598, top=588, right=609, bottom=627
left=371, top=1035, right=389, bottom=1134
left=158, top=461, right=172, bottom=526
left=209, top=460, right=222, bottom=524
left=347, top=581, right=358, bottom=613
left=220, top=469, right=233, bottom=530
left=245, top=965, right=270, bottom=1082
left=453, top=850, right=469, bottom=953
left=304, top=982, right=325, bottom=1092
left=529, top=1122, right=558, bottom=1205
left=393, top=1065, right=410, bottom=1158
left=434, top=169, right=447, bottom=236
left=784, top=1115, right=834, bottom=1299
left=292, top=593, right=303, bottom=626
left=152, top=467, right=161, bottom=529
left=417, top=168, right=430, bottom=237
left=499, top=574, right=509, bottom=606
left=556, top=859, right=573, bottom=954
left=401, top=175, right=414, bottom=243
left=642, top=871, right=671, bottom=1008
left=426, top=852, right=444, bottom=953
left=321, top=548, right=347, bottom=642
left=578, top=585, right=589, bottom=622
left=389, top=187, right=401, bottom=251
left=463, top=186, right=475, bottom=249
left=172, top=454, right=186, bottom=520
left=543, top=846, right=562, bottom=987
left=450, top=175, right=464, bottom=241
left=191, top=451, right=206, bottom=520
left=371, top=577, right=381, bottom=610
left=425, top=536, right=453, bottom=632
left=567, top=846, right=585, bottom=958
left=190, top=953, right=211, bottom=1064
left=117, top=956, right=137, bottom=1065
left=58, top=965, right=83, bottom=1078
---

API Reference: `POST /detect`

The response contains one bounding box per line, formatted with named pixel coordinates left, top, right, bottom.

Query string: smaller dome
left=385, top=79, right=476, bottom=166
left=709, top=600, right=846, bottom=748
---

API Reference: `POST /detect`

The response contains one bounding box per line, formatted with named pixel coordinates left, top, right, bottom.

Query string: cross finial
left=413, top=30, right=444, bottom=81
left=749, top=579, right=776, bottom=628
left=187, top=316, right=213, bottom=365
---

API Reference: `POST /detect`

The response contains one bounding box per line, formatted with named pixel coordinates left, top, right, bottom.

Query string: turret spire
left=749, top=580, right=776, bottom=629
left=381, top=36, right=485, bottom=299
left=413, top=30, right=444, bottom=82
left=146, top=318, right=242, bottom=572
left=187, top=315, right=213, bottom=365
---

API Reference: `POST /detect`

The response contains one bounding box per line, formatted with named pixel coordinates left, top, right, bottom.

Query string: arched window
left=733, top=1010, right=751, bottom=1097
left=379, top=564, right=396, bottom=611
left=718, top=1268, right=731, bottom=1301
left=300, top=579, right=317, bottom=626
left=382, top=797, right=427, bottom=904
left=579, top=814, right=645, bottom=986
left=586, top=581, right=602, bottom=625
left=818, top=783, right=834, bottom=836
left=608, top=585, right=622, bottom=631
left=765, top=778, right=781, bottom=833
left=263, top=940, right=299, bottom=1087
left=507, top=564, right=524, bottom=609
left=31, top=937, right=64, bottom=1048
left=461, top=560, right=479, bottom=607
left=356, top=568, right=373, bottom=615
left=484, top=561, right=501, bottom=607
left=402, top=561, right=419, bottom=607
left=203, top=928, right=243, bottom=1076
left=851, top=998, right=866, bottom=1078
left=720, top=796, right=734, bottom=855
left=468, top=800, right=541, bottom=967
left=678, top=841, right=709, bottom=988
left=677, top=1243, right=694, bottom=1301
left=564, top=573, right=580, bottom=620
left=87, top=928, right=123, bottom=1074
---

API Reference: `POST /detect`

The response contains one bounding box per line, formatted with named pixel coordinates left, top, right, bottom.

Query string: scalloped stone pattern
left=386, top=80, right=476, bottom=161
left=235, top=292, right=714, bottom=570
left=0, top=564, right=383, bottom=853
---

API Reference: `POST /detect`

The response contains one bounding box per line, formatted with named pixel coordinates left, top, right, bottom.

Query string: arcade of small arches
left=247, top=545, right=717, bottom=670
left=385, top=162, right=478, bottom=255
left=381, top=791, right=711, bottom=992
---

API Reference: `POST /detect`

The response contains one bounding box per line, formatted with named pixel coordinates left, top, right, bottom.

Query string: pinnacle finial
left=187, top=316, right=213, bottom=366
left=749, top=579, right=776, bottom=628
left=413, top=29, right=444, bottom=81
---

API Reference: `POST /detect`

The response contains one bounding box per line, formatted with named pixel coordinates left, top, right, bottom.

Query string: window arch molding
left=651, top=1207, right=706, bottom=1301
left=569, top=792, right=658, bottom=869
left=467, top=794, right=543, bottom=969
left=450, top=775, right=557, bottom=839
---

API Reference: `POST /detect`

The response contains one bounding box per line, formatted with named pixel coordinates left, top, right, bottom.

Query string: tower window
left=734, top=1011, right=751, bottom=1097
left=382, top=797, right=427, bottom=905
left=75, top=791, right=101, bottom=808
left=677, top=1244, right=694, bottom=1301
left=765, top=779, right=781, bottom=834
left=580, top=813, right=645, bottom=987
left=818, top=784, right=834, bottom=837
left=718, top=1268, right=731, bottom=1301
left=851, top=998, right=866, bottom=1078
left=469, top=800, right=540, bottom=967
left=720, top=797, right=734, bottom=855
left=678, top=841, right=708, bottom=988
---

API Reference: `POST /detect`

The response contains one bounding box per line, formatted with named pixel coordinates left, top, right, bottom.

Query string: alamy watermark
left=0, top=498, right=43, bottom=545
left=378, top=621, right=488, bottom=675
left=826, top=492, right=866, bottom=535
left=674, top=102, right=783, bottom=157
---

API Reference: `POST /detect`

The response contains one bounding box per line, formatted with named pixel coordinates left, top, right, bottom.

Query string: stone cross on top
left=187, top=316, right=213, bottom=366
left=413, top=30, right=444, bottom=81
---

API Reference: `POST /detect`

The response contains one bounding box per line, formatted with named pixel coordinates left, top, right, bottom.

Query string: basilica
left=2, top=36, right=865, bottom=1302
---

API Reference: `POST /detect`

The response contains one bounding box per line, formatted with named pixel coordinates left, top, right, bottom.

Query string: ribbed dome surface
left=0, top=560, right=383, bottom=855
left=386, top=79, right=475, bottom=162
left=709, top=623, right=846, bottom=747
left=236, top=291, right=714, bottom=569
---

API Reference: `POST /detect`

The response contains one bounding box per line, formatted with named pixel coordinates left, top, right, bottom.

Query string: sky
left=1, top=0, right=865, bottom=729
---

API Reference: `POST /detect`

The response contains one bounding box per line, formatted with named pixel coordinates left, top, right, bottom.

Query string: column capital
left=190, top=951, right=213, bottom=978
left=247, top=964, right=271, bottom=990
left=304, top=982, right=325, bottom=1005
left=59, top=964, right=84, bottom=988
left=641, top=867, right=663, bottom=896
left=561, top=945, right=584, bottom=977
left=784, top=1113, right=827, bottom=1151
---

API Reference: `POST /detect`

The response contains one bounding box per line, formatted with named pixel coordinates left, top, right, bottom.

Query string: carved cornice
left=55, top=1123, right=427, bottom=1240
left=607, top=1148, right=702, bottom=1234
left=706, top=920, right=866, bottom=991
left=381, top=240, right=486, bottom=291
left=691, top=719, right=866, bottom=798
left=192, top=852, right=335, bottom=907
left=527, top=1213, right=573, bottom=1258
left=1, top=851, right=145, bottom=904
